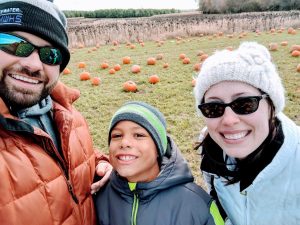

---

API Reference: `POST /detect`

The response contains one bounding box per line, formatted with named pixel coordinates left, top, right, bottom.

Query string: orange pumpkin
left=179, top=53, right=186, bottom=60
left=79, top=72, right=91, bottom=81
left=288, top=27, right=295, bottom=34
left=182, top=57, right=190, bottom=64
left=281, top=41, right=288, bottom=46
left=290, top=45, right=300, bottom=52
left=147, top=57, right=156, bottom=65
left=122, top=56, right=131, bottom=64
left=100, top=62, right=109, bottom=69
left=193, top=63, right=201, bottom=72
left=163, top=63, right=169, bottom=69
left=156, top=53, right=163, bottom=60
left=123, top=81, right=137, bottom=92
left=291, top=50, right=300, bottom=57
left=269, top=43, right=278, bottom=51
left=113, top=64, right=121, bottom=71
left=192, top=79, right=196, bottom=87
left=131, top=65, right=141, bottom=74
left=148, top=75, right=160, bottom=84
left=78, top=62, right=86, bottom=69
left=296, top=64, right=300, bottom=72
left=109, top=68, right=116, bottom=74
left=62, top=68, right=71, bottom=75
left=199, top=54, right=209, bottom=62
left=91, top=77, right=101, bottom=86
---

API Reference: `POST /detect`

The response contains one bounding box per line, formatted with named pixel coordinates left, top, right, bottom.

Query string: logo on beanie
left=0, top=8, right=22, bottom=25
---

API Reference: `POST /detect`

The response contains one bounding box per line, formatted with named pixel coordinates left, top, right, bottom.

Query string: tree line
left=198, top=0, right=300, bottom=13
left=63, top=8, right=179, bottom=18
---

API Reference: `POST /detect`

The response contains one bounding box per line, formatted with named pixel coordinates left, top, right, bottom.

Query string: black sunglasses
left=198, top=94, right=269, bottom=118
left=0, top=32, right=62, bottom=65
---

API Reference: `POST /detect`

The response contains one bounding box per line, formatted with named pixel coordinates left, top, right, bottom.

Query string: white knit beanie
left=194, top=41, right=285, bottom=115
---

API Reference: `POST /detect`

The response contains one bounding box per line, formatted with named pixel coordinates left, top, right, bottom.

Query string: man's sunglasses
left=198, top=94, right=269, bottom=118
left=0, top=32, right=62, bottom=65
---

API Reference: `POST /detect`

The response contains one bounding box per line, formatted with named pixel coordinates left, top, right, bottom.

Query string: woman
left=194, top=42, right=300, bottom=225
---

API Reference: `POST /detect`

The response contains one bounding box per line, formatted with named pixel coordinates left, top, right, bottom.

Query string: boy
left=94, top=101, right=223, bottom=225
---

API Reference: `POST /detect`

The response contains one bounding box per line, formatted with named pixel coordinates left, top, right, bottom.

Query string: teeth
left=224, top=131, right=248, bottom=140
left=118, top=155, right=136, bottom=161
left=11, top=74, right=39, bottom=84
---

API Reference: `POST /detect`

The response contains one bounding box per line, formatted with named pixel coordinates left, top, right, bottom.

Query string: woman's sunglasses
left=198, top=94, right=269, bottom=118
left=0, top=32, right=62, bottom=65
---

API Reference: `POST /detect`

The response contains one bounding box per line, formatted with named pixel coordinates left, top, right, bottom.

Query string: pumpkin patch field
left=60, top=30, right=300, bottom=185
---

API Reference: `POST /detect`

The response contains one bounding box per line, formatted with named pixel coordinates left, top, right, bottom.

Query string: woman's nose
left=221, top=107, right=241, bottom=126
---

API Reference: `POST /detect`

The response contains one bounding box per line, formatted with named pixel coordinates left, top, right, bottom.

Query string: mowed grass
left=60, top=30, right=300, bottom=186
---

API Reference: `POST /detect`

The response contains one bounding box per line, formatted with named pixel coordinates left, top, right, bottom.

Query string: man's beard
left=0, top=67, right=57, bottom=110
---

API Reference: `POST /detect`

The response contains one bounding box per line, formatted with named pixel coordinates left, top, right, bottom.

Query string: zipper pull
left=67, top=179, right=79, bottom=204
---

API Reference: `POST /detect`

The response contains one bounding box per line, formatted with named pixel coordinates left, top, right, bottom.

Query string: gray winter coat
left=94, top=137, right=221, bottom=225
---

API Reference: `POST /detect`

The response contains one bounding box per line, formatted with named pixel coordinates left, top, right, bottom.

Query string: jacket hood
left=110, top=136, right=194, bottom=202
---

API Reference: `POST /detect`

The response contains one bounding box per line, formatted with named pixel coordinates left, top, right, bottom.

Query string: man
left=0, top=0, right=111, bottom=224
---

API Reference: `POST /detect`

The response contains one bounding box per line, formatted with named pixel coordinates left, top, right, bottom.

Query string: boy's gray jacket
left=95, top=136, right=219, bottom=225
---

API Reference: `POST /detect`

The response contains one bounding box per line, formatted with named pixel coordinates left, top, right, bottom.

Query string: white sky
left=54, top=0, right=198, bottom=11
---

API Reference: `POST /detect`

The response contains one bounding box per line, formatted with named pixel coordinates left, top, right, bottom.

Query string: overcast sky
left=54, top=0, right=198, bottom=11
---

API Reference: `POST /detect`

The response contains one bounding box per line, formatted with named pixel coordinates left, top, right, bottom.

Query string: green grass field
left=60, top=30, right=300, bottom=185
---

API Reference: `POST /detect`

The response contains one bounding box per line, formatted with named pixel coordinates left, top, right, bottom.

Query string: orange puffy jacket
left=0, top=81, right=106, bottom=225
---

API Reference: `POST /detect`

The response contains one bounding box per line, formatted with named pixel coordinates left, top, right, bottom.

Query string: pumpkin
left=112, top=40, right=118, bottom=46
left=290, top=45, right=300, bottom=52
left=148, top=75, right=160, bottom=84
left=113, top=64, right=121, bottom=71
left=182, top=57, right=190, bottom=64
left=100, top=62, right=109, bottom=69
left=78, top=43, right=85, bottom=49
left=197, top=50, right=205, bottom=56
left=269, top=43, right=278, bottom=51
left=79, top=72, right=91, bottom=81
left=109, top=68, right=116, bottom=74
left=296, top=64, right=300, bottom=72
left=192, top=79, right=196, bottom=87
left=287, top=27, right=295, bottom=34
left=199, top=54, right=209, bottom=62
left=179, top=53, right=186, bottom=60
left=78, top=62, right=86, bottom=69
left=147, top=57, right=156, bottom=65
left=122, top=56, right=131, bottom=64
left=163, top=63, right=169, bottom=69
left=62, top=68, right=71, bottom=75
left=281, top=41, right=288, bottom=46
left=131, top=65, right=141, bottom=73
left=193, top=63, right=201, bottom=72
left=291, top=50, right=300, bottom=57
left=156, top=53, right=163, bottom=60
left=123, top=81, right=137, bottom=92
left=91, top=77, right=101, bottom=86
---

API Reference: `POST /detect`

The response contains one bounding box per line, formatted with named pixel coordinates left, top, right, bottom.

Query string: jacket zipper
left=131, top=191, right=139, bottom=225
left=42, top=137, right=79, bottom=204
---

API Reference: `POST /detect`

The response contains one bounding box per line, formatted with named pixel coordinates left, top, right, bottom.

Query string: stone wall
left=67, top=11, right=300, bottom=48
